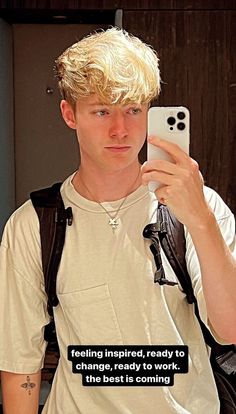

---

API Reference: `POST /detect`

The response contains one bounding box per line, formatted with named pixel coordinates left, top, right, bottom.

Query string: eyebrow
left=88, top=102, right=110, bottom=106
left=89, top=102, right=142, bottom=107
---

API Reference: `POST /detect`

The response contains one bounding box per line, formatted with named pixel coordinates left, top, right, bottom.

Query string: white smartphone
left=147, top=106, right=190, bottom=191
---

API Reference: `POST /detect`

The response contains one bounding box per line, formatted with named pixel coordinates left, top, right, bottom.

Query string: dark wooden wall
left=0, top=1, right=236, bottom=9
left=124, top=10, right=236, bottom=215
left=0, top=0, right=235, bottom=215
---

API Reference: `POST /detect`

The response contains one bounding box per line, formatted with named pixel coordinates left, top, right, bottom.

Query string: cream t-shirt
left=0, top=173, right=235, bottom=414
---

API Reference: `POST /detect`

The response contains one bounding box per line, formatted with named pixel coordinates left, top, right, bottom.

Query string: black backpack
left=30, top=183, right=236, bottom=412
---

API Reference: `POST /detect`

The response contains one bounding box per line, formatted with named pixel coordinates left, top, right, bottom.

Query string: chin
left=105, top=159, right=139, bottom=173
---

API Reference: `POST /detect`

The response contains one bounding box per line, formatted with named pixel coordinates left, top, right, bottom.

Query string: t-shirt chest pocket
left=57, top=284, right=123, bottom=345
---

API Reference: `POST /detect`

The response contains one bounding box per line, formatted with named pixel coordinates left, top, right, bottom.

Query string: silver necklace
left=79, top=171, right=140, bottom=231
left=96, top=196, right=128, bottom=230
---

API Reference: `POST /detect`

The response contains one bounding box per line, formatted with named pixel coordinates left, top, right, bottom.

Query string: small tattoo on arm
left=20, top=376, right=36, bottom=395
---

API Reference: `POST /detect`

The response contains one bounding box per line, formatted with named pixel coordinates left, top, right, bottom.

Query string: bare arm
left=142, top=136, right=236, bottom=343
left=185, top=211, right=236, bottom=343
left=1, top=371, right=41, bottom=414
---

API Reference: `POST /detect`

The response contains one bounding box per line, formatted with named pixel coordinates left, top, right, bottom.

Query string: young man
left=0, top=27, right=236, bottom=414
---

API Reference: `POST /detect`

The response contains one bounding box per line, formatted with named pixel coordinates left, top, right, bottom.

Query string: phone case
left=147, top=106, right=190, bottom=191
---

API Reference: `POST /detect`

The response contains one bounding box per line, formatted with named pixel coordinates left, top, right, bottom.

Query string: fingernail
left=148, top=135, right=161, bottom=143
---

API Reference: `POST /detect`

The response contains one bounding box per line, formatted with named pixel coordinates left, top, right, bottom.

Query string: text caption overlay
left=68, top=345, right=188, bottom=386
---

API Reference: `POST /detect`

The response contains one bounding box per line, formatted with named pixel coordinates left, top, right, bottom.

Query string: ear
left=60, top=100, right=76, bottom=129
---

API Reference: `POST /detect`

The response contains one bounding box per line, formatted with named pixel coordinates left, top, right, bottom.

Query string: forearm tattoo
left=20, top=376, right=36, bottom=395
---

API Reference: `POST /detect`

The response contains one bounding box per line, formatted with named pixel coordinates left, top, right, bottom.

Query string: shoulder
left=185, top=186, right=235, bottom=265
left=0, top=199, right=45, bottom=293
left=203, top=186, right=234, bottom=223
left=1, top=200, right=39, bottom=249
left=185, top=186, right=235, bottom=269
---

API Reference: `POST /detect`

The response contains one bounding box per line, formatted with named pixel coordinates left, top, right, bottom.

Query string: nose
left=109, top=112, right=128, bottom=140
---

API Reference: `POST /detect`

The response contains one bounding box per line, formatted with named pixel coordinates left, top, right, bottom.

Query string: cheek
left=76, top=122, right=93, bottom=143
left=134, top=121, right=147, bottom=142
left=133, top=115, right=147, bottom=133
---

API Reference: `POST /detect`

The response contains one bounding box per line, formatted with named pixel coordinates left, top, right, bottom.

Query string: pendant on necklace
left=109, top=217, right=119, bottom=229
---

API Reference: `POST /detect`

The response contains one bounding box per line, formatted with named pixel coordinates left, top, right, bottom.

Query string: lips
left=105, top=146, right=131, bottom=152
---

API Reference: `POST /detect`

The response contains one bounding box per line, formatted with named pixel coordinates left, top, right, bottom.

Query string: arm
left=142, top=135, right=236, bottom=343
left=1, top=371, right=41, bottom=414
left=185, top=207, right=236, bottom=343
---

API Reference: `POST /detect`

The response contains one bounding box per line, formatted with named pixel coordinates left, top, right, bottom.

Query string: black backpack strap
left=143, top=203, right=233, bottom=351
left=143, top=203, right=195, bottom=304
left=143, top=204, right=236, bottom=410
left=144, top=203, right=236, bottom=400
left=155, top=204, right=224, bottom=348
left=30, top=182, right=73, bottom=317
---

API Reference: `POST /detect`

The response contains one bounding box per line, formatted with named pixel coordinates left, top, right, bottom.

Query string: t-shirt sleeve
left=184, top=186, right=236, bottom=345
left=0, top=201, right=50, bottom=373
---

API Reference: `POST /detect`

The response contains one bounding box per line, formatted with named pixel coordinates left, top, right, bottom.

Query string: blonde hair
left=55, top=27, right=160, bottom=107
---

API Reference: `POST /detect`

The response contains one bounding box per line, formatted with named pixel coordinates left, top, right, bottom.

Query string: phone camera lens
left=167, top=116, right=176, bottom=126
left=177, top=111, right=185, bottom=120
left=177, top=122, right=185, bottom=131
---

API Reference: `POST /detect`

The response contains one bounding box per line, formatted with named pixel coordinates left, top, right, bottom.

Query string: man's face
left=61, top=94, right=148, bottom=173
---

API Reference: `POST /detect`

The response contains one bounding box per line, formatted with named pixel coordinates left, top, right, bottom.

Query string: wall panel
left=123, top=10, right=236, bottom=214
left=1, top=0, right=236, bottom=10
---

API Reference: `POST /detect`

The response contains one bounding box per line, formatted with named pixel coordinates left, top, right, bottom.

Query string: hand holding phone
left=147, top=106, right=190, bottom=191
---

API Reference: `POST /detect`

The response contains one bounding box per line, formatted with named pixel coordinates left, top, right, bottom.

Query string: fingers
left=142, top=159, right=177, bottom=174
left=141, top=159, right=191, bottom=187
left=147, top=135, right=190, bottom=165
left=142, top=171, right=173, bottom=186
left=144, top=137, right=206, bottom=227
left=144, top=136, right=200, bottom=185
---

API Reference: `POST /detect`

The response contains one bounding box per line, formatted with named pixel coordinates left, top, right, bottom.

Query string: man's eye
left=129, top=107, right=141, bottom=115
left=96, top=110, right=108, bottom=117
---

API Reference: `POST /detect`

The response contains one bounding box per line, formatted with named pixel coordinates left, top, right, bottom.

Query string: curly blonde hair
left=55, top=27, right=160, bottom=108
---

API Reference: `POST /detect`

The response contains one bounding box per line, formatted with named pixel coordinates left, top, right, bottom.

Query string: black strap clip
left=143, top=223, right=178, bottom=287
left=54, top=207, right=73, bottom=226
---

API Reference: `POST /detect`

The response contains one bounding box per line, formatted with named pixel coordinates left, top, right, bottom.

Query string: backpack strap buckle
left=143, top=223, right=178, bottom=287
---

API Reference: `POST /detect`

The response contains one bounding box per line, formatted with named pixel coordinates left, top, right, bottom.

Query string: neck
left=72, top=162, right=142, bottom=202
